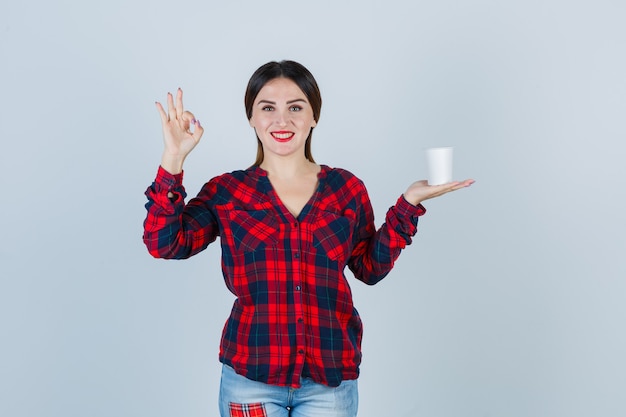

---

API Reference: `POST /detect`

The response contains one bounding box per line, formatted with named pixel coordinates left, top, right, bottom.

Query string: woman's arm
left=143, top=169, right=220, bottom=259
left=348, top=178, right=474, bottom=284
left=142, top=89, right=218, bottom=259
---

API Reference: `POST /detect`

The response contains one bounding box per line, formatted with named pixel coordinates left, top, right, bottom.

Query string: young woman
left=143, top=60, right=473, bottom=417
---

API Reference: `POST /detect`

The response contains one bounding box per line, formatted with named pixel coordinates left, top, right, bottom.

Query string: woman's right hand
left=156, top=88, right=204, bottom=174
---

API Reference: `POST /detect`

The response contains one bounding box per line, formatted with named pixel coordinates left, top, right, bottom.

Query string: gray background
left=1, top=0, right=625, bottom=416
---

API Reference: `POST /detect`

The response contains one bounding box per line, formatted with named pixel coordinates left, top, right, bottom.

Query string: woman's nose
left=275, top=109, right=289, bottom=125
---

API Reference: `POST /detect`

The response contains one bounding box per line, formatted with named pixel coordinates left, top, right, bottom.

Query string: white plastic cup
left=426, top=147, right=453, bottom=185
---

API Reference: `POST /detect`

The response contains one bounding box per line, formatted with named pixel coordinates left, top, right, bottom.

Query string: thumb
left=191, top=119, right=204, bottom=142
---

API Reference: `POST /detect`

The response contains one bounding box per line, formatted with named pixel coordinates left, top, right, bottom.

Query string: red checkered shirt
left=143, top=165, right=425, bottom=388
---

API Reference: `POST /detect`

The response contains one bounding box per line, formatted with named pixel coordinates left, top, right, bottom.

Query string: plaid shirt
left=143, top=165, right=425, bottom=388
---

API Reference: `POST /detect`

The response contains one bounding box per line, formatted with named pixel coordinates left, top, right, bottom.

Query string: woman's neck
left=260, top=155, right=319, bottom=180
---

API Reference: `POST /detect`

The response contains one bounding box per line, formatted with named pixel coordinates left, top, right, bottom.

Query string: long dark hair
left=244, top=60, right=322, bottom=166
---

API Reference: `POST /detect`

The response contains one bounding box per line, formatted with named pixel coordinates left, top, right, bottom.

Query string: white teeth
left=273, top=133, right=293, bottom=139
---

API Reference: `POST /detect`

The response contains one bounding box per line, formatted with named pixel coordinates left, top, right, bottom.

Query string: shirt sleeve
left=143, top=166, right=220, bottom=259
left=347, top=185, right=426, bottom=285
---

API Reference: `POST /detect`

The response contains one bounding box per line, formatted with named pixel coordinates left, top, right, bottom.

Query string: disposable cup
left=426, top=147, right=453, bottom=185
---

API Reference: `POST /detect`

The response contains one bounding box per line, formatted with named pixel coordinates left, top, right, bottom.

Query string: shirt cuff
left=156, top=165, right=184, bottom=189
left=397, top=195, right=427, bottom=217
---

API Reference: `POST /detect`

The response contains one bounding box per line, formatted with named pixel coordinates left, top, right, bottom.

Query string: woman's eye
left=290, top=106, right=302, bottom=112
left=262, top=106, right=274, bottom=111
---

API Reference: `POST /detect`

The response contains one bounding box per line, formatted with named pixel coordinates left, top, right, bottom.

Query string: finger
left=444, top=179, right=474, bottom=193
left=155, top=101, right=168, bottom=124
left=191, top=119, right=204, bottom=142
left=180, top=110, right=196, bottom=132
left=450, top=179, right=474, bottom=189
left=166, top=92, right=176, bottom=121
left=176, top=88, right=184, bottom=121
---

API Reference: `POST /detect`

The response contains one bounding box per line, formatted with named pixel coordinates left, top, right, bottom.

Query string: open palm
left=404, top=179, right=475, bottom=206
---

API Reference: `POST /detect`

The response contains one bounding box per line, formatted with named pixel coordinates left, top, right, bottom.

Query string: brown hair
left=244, top=60, right=322, bottom=166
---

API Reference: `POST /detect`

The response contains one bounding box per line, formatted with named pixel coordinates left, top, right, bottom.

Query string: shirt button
left=294, top=252, right=300, bottom=259
left=298, top=318, right=304, bottom=323
left=295, top=285, right=301, bottom=291
left=298, top=349, right=304, bottom=354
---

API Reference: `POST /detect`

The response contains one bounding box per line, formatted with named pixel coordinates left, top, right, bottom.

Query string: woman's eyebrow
left=257, top=98, right=307, bottom=105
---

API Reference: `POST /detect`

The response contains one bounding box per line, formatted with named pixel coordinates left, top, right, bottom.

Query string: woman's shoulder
left=198, top=167, right=269, bottom=205
left=321, top=164, right=362, bottom=180
left=206, top=166, right=265, bottom=185
left=320, top=165, right=366, bottom=191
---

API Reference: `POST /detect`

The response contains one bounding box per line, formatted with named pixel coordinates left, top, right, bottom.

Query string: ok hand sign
left=156, top=88, right=204, bottom=174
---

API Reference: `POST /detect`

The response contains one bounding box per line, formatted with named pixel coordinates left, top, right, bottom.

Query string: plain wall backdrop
left=1, top=1, right=625, bottom=416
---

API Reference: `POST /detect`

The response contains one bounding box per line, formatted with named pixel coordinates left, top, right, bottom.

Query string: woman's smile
left=272, top=131, right=295, bottom=142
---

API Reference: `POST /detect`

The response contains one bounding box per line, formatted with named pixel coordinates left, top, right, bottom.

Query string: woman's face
left=249, top=77, right=317, bottom=162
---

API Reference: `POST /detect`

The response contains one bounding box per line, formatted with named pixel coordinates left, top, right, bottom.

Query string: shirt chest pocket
left=228, top=207, right=279, bottom=252
left=312, top=208, right=357, bottom=263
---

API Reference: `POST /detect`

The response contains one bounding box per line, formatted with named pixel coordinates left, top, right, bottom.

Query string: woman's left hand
left=403, top=179, right=475, bottom=206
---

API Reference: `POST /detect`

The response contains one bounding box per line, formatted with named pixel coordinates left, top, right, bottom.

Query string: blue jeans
left=219, top=364, right=358, bottom=417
